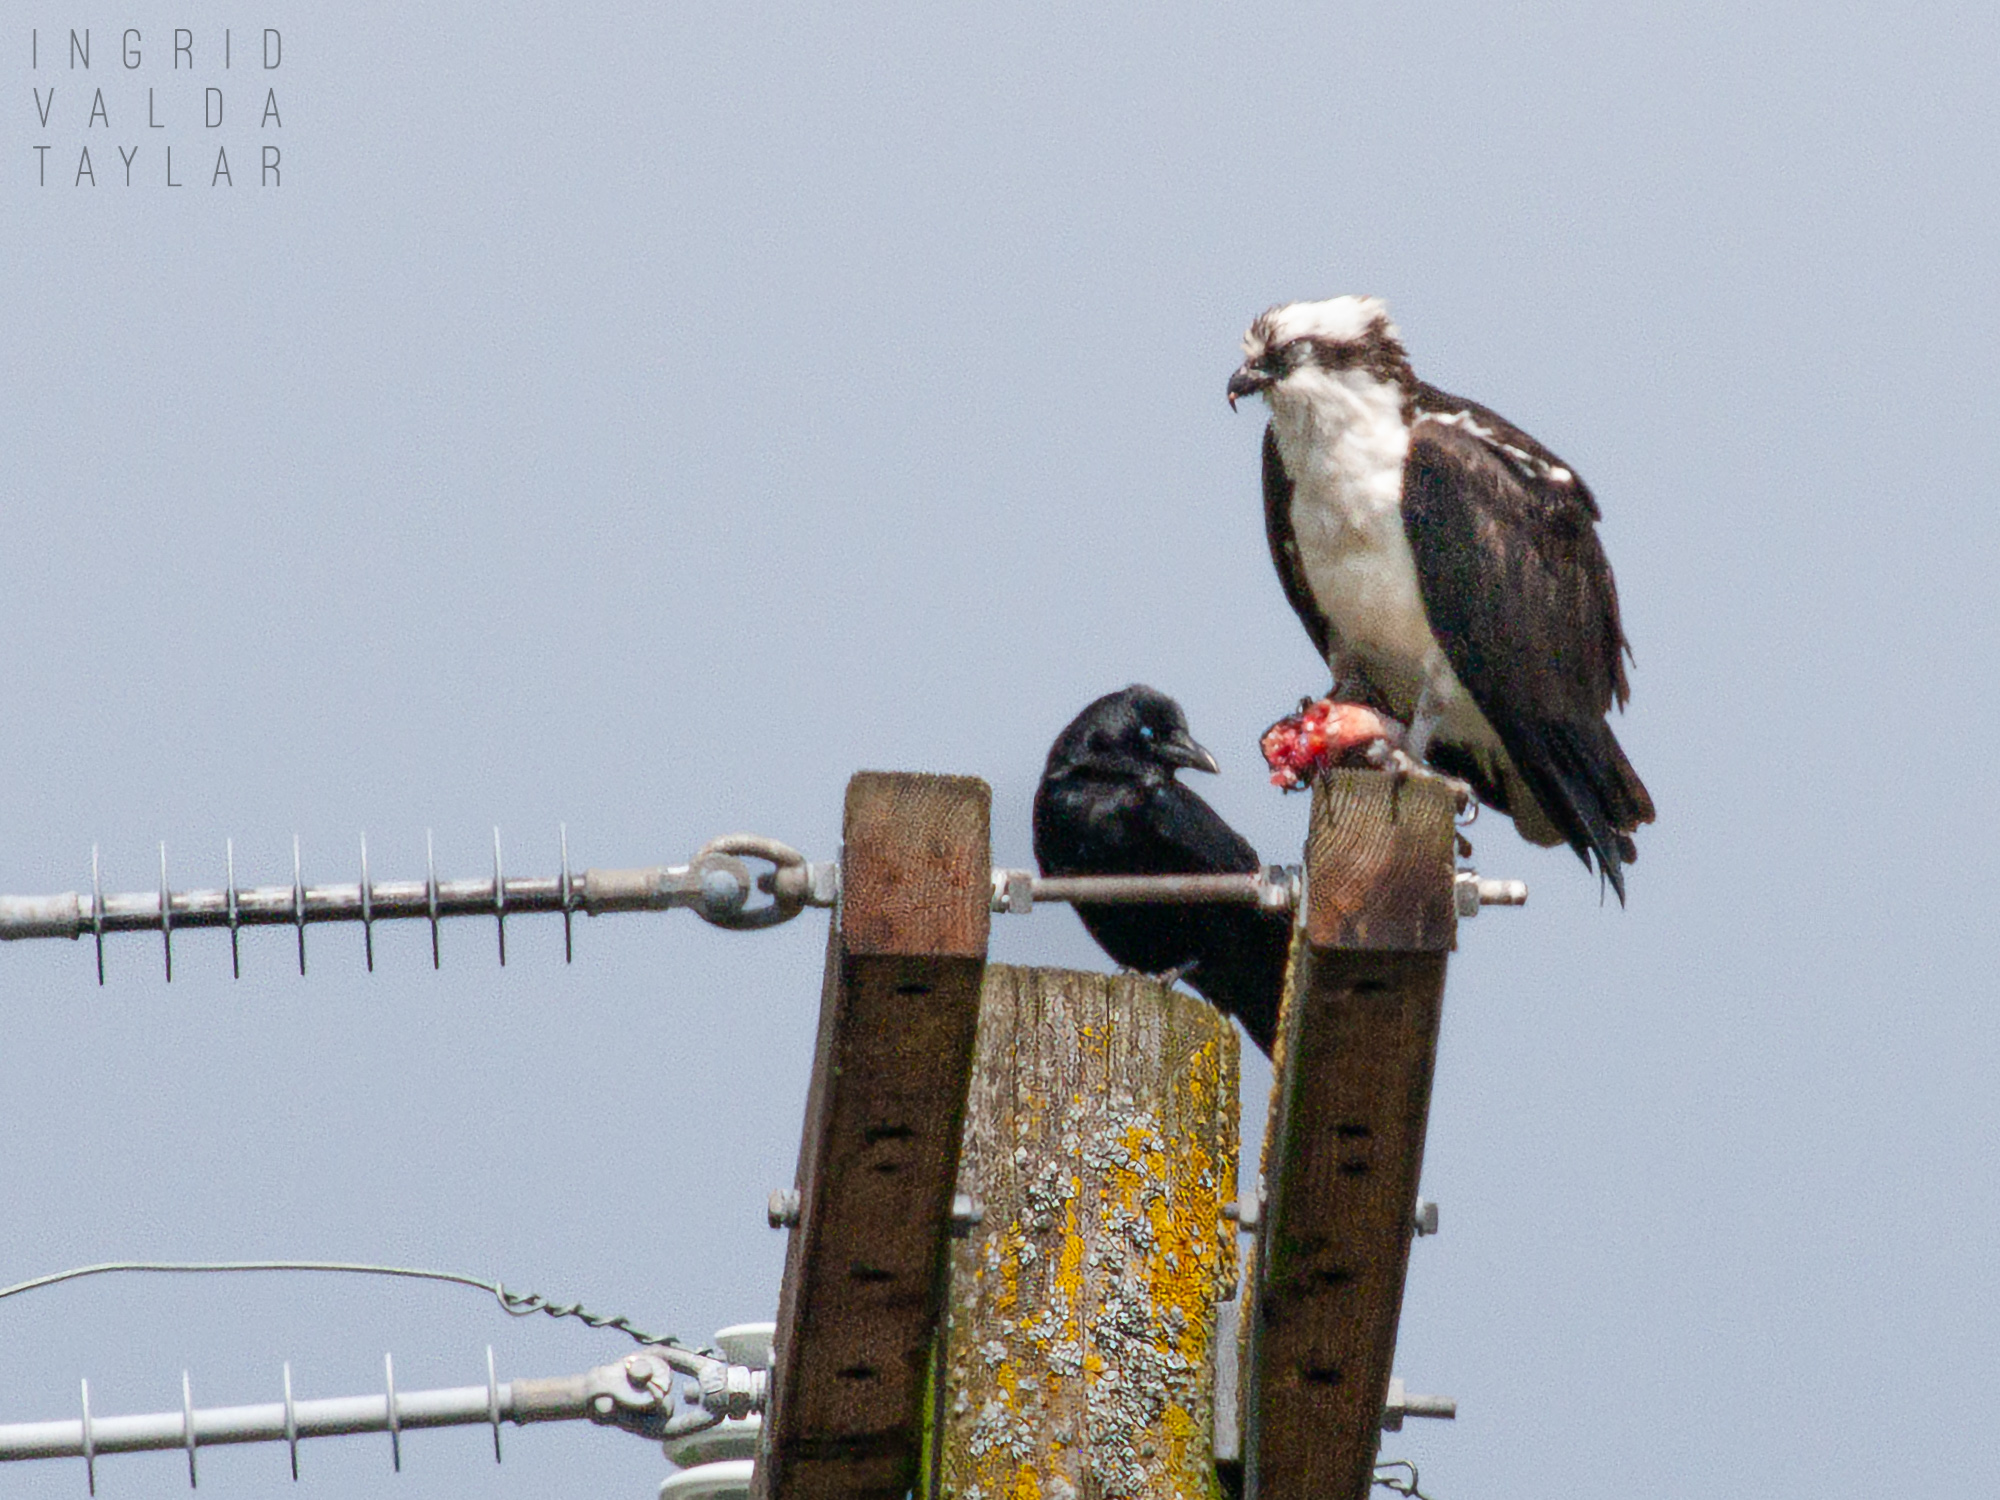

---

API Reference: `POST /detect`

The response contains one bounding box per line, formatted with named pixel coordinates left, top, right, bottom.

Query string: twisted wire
left=0, top=1261, right=673, bottom=1347
left=491, top=1285, right=676, bottom=1345
left=1374, top=1459, right=1436, bottom=1498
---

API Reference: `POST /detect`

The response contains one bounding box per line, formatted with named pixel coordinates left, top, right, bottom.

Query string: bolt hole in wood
left=848, top=1265, right=895, bottom=1284
left=1335, top=1123, right=1371, bottom=1138
left=1310, top=1268, right=1356, bottom=1289
left=1351, top=978, right=1390, bottom=996
left=863, top=1123, right=915, bottom=1144
left=896, top=983, right=932, bottom=996
left=835, top=1366, right=878, bottom=1382
left=1300, top=1365, right=1345, bottom=1386
left=1338, top=1160, right=1371, bottom=1176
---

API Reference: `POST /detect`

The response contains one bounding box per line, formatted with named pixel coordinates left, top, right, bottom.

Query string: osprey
left=1227, top=296, right=1655, bottom=898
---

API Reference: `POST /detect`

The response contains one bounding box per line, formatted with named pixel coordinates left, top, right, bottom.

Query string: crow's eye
left=1138, top=725, right=1155, bottom=740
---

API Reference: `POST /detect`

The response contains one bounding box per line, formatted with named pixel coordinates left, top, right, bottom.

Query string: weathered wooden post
left=756, top=772, right=992, bottom=1500
left=934, top=966, right=1240, bottom=1500
left=1240, top=769, right=1459, bottom=1500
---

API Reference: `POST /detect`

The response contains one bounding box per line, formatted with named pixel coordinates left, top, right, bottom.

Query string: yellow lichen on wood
left=939, top=966, right=1239, bottom=1500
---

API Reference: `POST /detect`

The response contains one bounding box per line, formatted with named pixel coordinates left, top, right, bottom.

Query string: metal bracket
left=514, top=1345, right=766, bottom=1444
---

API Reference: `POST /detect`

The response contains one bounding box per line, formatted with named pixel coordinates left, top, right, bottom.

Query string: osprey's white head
left=1227, top=295, right=1413, bottom=413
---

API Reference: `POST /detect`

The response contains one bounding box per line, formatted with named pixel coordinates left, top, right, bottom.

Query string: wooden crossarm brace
left=1242, top=769, right=1459, bottom=1500
left=754, top=772, right=991, bottom=1500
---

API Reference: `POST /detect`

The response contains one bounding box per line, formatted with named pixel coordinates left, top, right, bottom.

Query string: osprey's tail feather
left=1513, top=719, right=1654, bottom=904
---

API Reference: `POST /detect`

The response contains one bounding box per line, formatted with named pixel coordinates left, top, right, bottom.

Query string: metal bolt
left=1413, top=1199, right=1440, bottom=1236
left=1222, top=1201, right=1260, bottom=1233
left=699, top=866, right=745, bottom=917
left=768, top=1188, right=802, bottom=1229
left=1455, top=870, right=1529, bottom=917
left=949, top=1193, right=984, bottom=1236
left=1381, top=1377, right=1456, bottom=1431
left=590, top=1393, right=616, bottom=1417
left=624, top=1356, right=653, bottom=1389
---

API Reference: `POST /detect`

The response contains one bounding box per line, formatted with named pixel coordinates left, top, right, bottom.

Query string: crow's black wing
left=1034, top=773, right=1288, bottom=1053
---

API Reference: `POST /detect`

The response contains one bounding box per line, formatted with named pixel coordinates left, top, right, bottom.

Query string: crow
left=1032, top=685, right=1292, bottom=1054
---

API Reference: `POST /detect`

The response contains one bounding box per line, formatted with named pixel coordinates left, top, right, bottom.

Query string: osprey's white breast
left=1267, top=369, right=1499, bottom=750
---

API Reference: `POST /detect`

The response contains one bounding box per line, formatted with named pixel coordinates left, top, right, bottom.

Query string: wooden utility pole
left=1240, top=769, right=1459, bottom=1500
left=756, top=772, right=993, bottom=1500
left=934, top=966, right=1239, bottom=1500
left=758, top=764, right=1462, bottom=1500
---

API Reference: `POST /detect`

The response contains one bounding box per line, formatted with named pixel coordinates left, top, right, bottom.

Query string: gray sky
left=5, top=4, right=1998, bottom=1497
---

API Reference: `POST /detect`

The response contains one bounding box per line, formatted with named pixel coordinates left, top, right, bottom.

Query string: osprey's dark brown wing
left=1261, top=423, right=1333, bottom=665
left=1401, top=387, right=1655, bottom=897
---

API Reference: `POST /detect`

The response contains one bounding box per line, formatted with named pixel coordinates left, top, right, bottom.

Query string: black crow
left=1032, top=685, right=1292, bottom=1054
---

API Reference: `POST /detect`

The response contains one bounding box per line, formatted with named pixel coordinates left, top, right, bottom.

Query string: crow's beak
left=1226, top=365, right=1268, bottom=411
left=1158, top=731, right=1221, bottom=776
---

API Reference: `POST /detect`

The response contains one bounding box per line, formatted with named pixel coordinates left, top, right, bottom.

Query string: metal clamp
left=570, top=1346, right=768, bottom=1442
left=695, top=836, right=837, bottom=929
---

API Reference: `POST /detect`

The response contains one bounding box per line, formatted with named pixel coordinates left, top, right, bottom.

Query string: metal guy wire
left=0, top=831, right=837, bottom=979
left=0, top=1261, right=674, bottom=1347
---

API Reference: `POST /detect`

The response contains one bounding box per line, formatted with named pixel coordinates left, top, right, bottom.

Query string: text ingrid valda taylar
left=28, top=27, right=285, bottom=188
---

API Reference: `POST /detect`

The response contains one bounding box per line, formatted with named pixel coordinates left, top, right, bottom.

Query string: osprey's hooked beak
left=1157, top=730, right=1221, bottom=776
left=1226, top=364, right=1270, bottom=411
